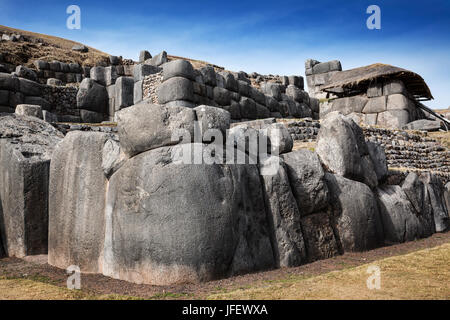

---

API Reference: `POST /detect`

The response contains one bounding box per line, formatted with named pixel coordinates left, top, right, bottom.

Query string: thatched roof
left=319, top=63, right=433, bottom=100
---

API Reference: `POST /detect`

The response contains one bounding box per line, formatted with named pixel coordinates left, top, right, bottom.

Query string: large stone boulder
left=403, top=119, right=442, bottom=132
left=300, top=211, right=341, bottom=262
left=116, top=101, right=197, bottom=157
left=259, top=156, right=306, bottom=267
left=194, top=105, right=230, bottom=138
left=0, top=114, right=63, bottom=257
left=281, top=149, right=329, bottom=215
left=76, top=78, right=108, bottom=114
left=316, top=112, right=378, bottom=188
left=103, top=144, right=274, bottom=285
left=420, top=173, right=449, bottom=232
left=48, top=131, right=110, bottom=273
left=376, top=185, right=435, bottom=244
left=325, top=173, right=384, bottom=252
left=157, top=76, right=194, bottom=104
left=162, top=59, right=194, bottom=81
left=15, top=104, right=43, bottom=119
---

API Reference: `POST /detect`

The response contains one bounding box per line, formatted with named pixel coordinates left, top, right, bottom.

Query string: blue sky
left=1, top=0, right=449, bottom=108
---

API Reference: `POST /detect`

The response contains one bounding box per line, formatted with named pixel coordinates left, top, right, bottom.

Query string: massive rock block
left=366, top=141, right=388, bottom=183
left=103, top=144, right=274, bottom=285
left=77, top=78, right=108, bottom=114
left=162, top=59, right=194, bottom=81
left=48, top=131, right=109, bottom=273
left=194, top=105, right=230, bottom=137
left=376, top=185, right=435, bottom=244
left=259, top=156, right=306, bottom=267
left=420, top=173, right=449, bottom=232
left=114, top=76, right=134, bottom=111
left=325, top=173, right=384, bottom=252
left=316, top=112, right=378, bottom=188
left=0, top=114, right=63, bottom=257
left=281, top=149, right=329, bottom=215
left=157, top=76, right=194, bottom=104
left=116, top=101, right=196, bottom=157
left=300, top=211, right=341, bottom=262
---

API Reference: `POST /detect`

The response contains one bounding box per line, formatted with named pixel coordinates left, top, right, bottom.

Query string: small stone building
left=306, top=60, right=434, bottom=129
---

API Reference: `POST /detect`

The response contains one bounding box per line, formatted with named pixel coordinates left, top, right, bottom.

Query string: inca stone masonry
left=0, top=42, right=449, bottom=285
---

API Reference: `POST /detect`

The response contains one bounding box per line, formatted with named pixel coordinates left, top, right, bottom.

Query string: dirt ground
left=0, top=231, right=449, bottom=300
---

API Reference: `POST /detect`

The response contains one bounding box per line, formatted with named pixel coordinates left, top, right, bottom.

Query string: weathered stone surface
left=15, top=104, right=43, bottom=119
left=18, top=78, right=42, bottom=96
left=90, top=66, right=106, bottom=86
left=48, top=131, right=109, bottom=273
left=77, top=78, right=108, bottom=114
left=42, top=110, right=58, bottom=123
left=0, top=73, right=19, bottom=91
left=403, top=119, right=442, bottom=132
left=383, top=80, right=406, bottom=96
left=133, top=64, right=160, bottom=82
left=376, top=185, right=435, bottom=243
left=420, top=173, right=449, bottom=232
left=80, top=109, right=104, bottom=123
left=259, top=156, right=306, bottom=267
left=23, top=96, right=50, bottom=111
left=444, top=183, right=450, bottom=216
left=114, top=76, right=134, bottom=110
left=366, top=141, right=388, bottom=182
left=103, top=144, right=274, bottom=285
left=288, top=76, right=304, bottom=89
left=116, top=101, right=196, bottom=157
left=285, top=85, right=309, bottom=104
left=102, top=136, right=125, bottom=178
left=109, top=55, right=122, bottom=66
left=260, top=82, right=282, bottom=101
left=367, top=82, right=383, bottom=97
left=402, top=173, right=426, bottom=214
left=312, top=60, right=342, bottom=74
left=387, top=94, right=413, bottom=111
left=377, top=110, right=410, bottom=129
left=325, top=174, right=384, bottom=252
left=194, top=105, right=230, bottom=137
left=139, top=50, right=152, bottom=63
left=34, top=60, right=49, bottom=70
left=281, top=149, right=329, bottom=215
left=199, top=66, right=216, bottom=86
left=72, top=44, right=88, bottom=52
left=255, top=103, right=270, bottom=119
left=133, top=80, right=143, bottom=104
left=162, top=59, right=194, bottom=81
left=46, top=78, right=63, bottom=86
left=213, top=87, right=231, bottom=106
left=223, top=101, right=241, bottom=120
left=104, top=66, right=118, bottom=86
left=239, top=97, right=257, bottom=119
left=266, top=96, right=281, bottom=113
left=316, top=112, right=378, bottom=188
left=238, top=80, right=250, bottom=97
left=362, top=96, right=386, bottom=113
left=146, top=51, right=167, bottom=66
left=157, top=76, right=194, bottom=104
left=0, top=114, right=63, bottom=257
left=219, top=71, right=238, bottom=92
left=331, top=96, right=368, bottom=115
left=300, top=211, right=340, bottom=262
left=264, top=123, right=293, bottom=154
left=15, top=65, right=37, bottom=81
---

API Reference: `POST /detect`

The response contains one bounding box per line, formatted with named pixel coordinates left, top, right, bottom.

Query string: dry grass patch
left=208, top=243, right=450, bottom=300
